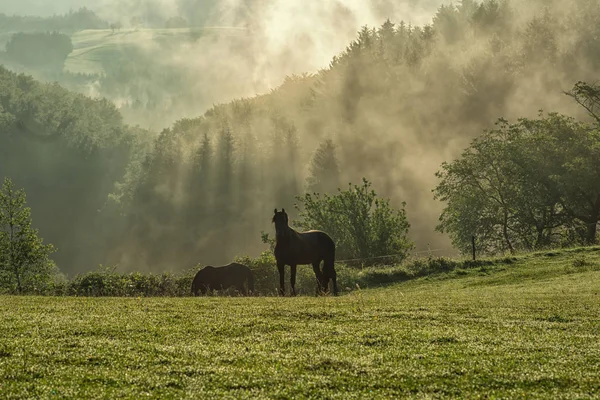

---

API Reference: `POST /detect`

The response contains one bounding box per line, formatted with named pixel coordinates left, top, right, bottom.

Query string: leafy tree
left=434, top=100, right=600, bottom=254
left=566, top=81, right=600, bottom=124
left=294, top=178, right=413, bottom=265
left=110, top=22, right=122, bottom=33
left=525, top=115, right=600, bottom=244
left=5, top=32, right=73, bottom=70
left=165, top=16, right=188, bottom=29
left=0, top=178, right=57, bottom=294
left=306, top=139, right=340, bottom=195
left=433, top=118, right=565, bottom=254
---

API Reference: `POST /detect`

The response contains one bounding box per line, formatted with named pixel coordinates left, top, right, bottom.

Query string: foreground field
left=1, top=250, right=600, bottom=398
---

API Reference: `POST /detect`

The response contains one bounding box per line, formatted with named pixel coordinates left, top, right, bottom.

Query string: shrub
left=294, top=178, right=414, bottom=266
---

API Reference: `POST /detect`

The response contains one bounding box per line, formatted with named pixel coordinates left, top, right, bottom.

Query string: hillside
left=1, top=248, right=599, bottom=397
left=2, top=0, right=600, bottom=275
left=64, top=27, right=248, bottom=75
left=109, top=0, right=600, bottom=271
left=0, top=65, right=152, bottom=276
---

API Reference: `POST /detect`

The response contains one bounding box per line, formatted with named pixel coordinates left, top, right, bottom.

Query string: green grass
left=64, top=27, right=247, bottom=75
left=1, top=249, right=600, bottom=398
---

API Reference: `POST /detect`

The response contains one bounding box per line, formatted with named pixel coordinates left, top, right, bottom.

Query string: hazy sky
left=0, top=0, right=92, bottom=16
left=0, top=0, right=443, bottom=26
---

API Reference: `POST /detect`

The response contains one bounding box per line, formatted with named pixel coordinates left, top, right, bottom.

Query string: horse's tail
left=191, top=271, right=200, bottom=296
left=190, top=278, right=196, bottom=296
left=323, top=236, right=338, bottom=295
left=323, top=246, right=335, bottom=274
left=247, top=269, right=255, bottom=295
left=323, top=234, right=336, bottom=271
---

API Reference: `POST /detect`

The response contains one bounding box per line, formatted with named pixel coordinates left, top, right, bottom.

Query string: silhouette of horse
left=191, top=263, right=254, bottom=296
left=272, top=208, right=338, bottom=296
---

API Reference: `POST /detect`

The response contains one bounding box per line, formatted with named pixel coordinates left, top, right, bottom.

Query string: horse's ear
left=282, top=208, right=286, bottom=214
left=274, top=208, right=277, bottom=214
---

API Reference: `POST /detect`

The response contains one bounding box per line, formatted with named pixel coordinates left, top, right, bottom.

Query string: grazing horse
left=191, top=263, right=254, bottom=296
left=272, top=208, right=339, bottom=296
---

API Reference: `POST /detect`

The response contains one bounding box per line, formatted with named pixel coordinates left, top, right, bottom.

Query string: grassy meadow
left=63, top=27, right=247, bottom=75
left=1, top=248, right=600, bottom=398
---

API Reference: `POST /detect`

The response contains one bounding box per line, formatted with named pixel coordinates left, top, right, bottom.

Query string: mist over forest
left=1, top=0, right=600, bottom=276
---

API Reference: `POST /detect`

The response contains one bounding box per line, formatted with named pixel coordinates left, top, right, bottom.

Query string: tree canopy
left=434, top=82, right=600, bottom=254
left=0, top=178, right=58, bottom=293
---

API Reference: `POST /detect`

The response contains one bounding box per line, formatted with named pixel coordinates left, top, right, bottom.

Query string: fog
left=2, top=0, right=599, bottom=274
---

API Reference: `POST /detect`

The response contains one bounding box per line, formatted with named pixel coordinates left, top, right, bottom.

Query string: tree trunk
left=586, top=221, right=598, bottom=245
left=587, top=197, right=600, bottom=245
left=503, top=209, right=514, bottom=253
left=9, top=221, right=22, bottom=294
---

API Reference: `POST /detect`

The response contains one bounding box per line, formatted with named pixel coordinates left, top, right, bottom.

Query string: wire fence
left=334, top=248, right=449, bottom=264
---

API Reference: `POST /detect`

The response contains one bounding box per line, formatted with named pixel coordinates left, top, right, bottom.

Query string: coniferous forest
left=1, top=0, right=600, bottom=278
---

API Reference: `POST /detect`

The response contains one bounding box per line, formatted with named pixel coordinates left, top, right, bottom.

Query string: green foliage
left=0, top=8, right=107, bottom=33
left=295, top=178, right=413, bottom=265
left=0, top=65, right=146, bottom=275
left=434, top=88, right=600, bottom=255
left=305, top=138, right=340, bottom=195
left=6, top=0, right=600, bottom=272
left=0, top=178, right=57, bottom=294
left=64, top=265, right=195, bottom=297
left=5, top=32, right=73, bottom=70
left=165, top=16, right=188, bottom=29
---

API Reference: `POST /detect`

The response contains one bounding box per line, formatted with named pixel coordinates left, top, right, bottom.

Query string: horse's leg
left=330, top=266, right=339, bottom=296
left=290, top=264, right=297, bottom=297
left=312, top=261, right=325, bottom=295
left=321, top=269, right=331, bottom=295
left=277, top=261, right=285, bottom=296
left=323, top=259, right=339, bottom=297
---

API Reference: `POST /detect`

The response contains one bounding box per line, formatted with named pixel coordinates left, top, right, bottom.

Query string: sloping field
left=64, top=27, right=247, bottom=75
left=1, top=248, right=599, bottom=398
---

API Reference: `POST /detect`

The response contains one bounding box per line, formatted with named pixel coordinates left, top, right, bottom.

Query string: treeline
left=0, top=65, right=152, bottom=275
left=2, top=0, right=600, bottom=276
left=111, top=0, right=600, bottom=268
left=0, top=8, right=107, bottom=33
left=3, top=32, right=73, bottom=71
left=435, top=82, right=600, bottom=254
left=4, top=249, right=516, bottom=296
left=115, top=109, right=334, bottom=270
left=0, top=8, right=107, bottom=96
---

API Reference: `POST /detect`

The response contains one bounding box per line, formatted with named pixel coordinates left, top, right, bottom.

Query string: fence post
left=471, top=235, right=476, bottom=261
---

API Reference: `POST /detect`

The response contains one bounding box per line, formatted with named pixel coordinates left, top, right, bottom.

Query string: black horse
left=191, top=263, right=255, bottom=296
left=272, top=208, right=338, bottom=296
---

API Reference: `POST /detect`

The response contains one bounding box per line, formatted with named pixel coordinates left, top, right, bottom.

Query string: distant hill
left=0, top=8, right=107, bottom=42
left=64, top=26, right=248, bottom=75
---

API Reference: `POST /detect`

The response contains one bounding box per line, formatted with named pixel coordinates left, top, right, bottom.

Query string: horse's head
left=272, top=208, right=290, bottom=240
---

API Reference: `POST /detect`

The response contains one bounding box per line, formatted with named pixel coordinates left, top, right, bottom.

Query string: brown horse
left=191, top=263, right=254, bottom=296
left=272, top=208, right=338, bottom=296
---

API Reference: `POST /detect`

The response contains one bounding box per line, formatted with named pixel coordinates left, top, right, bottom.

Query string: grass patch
left=1, top=249, right=599, bottom=397
left=64, top=27, right=247, bottom=75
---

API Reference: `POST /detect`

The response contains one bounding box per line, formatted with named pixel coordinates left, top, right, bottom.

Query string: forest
left=1, top=0, right=600, bottom=285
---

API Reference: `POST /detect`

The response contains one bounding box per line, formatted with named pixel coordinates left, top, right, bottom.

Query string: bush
left=5, top=32, right=73, bottom=70
left=65, top=265, right=195, bottom=297
left=294, top=178, right=414, bottom=266
left=234, top=251, right=323, bottom=296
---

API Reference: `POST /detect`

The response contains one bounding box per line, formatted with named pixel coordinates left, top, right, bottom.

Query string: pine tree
left=212, top=123, right=236, bottom=260
left=186, top=132, right=213, bottom=239
left=215, top=124, right=235, bottom=201
left=0, top=178, right=57, bottom=293
left=284, top=124, right=301, bottom=205
left=306, top=139, right=341, bottom=195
